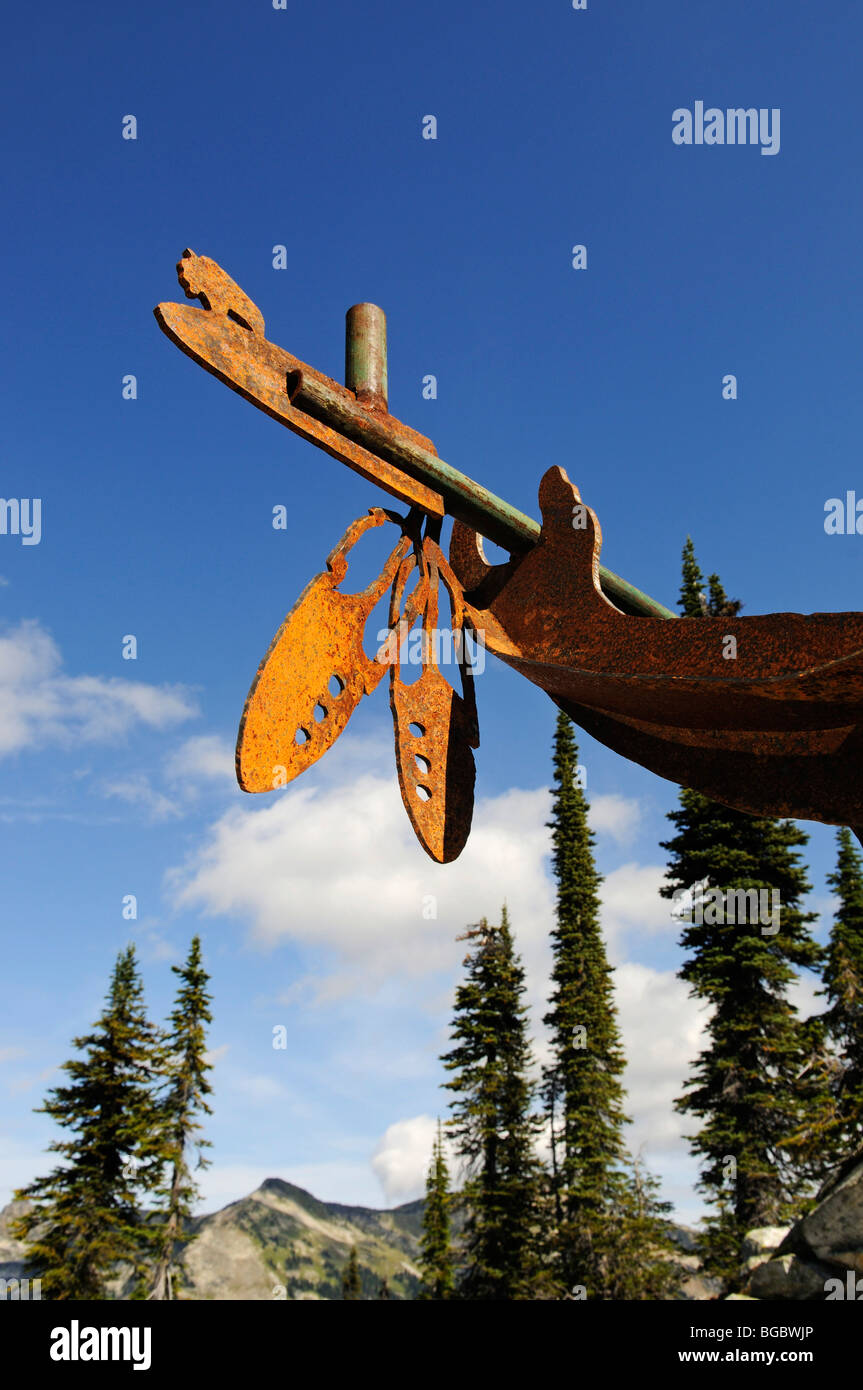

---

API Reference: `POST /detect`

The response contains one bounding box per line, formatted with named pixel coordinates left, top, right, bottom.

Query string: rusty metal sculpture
left=155, top=251, right=863, bottom=859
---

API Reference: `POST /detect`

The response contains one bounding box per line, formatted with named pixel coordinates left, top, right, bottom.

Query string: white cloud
left=600, top=861, right=676, bottom=958
left=0, top=620, right=198, bottom=757
left=589, top=793, right=642, bottom=845
left=165, top=734, right=236, bottom=787
left=102, top=776, right=182, bottom=822
left=371, top=1115, right=438, bottom=1203
left=788, top=970, right=823, bottom=1019
left=168, top=764, right=558, bottom=988
left=366, top=967, right=707, bottom=1208
left=615, top=962, right=706, bottom=1152
left=166, top=741, right=704, bottom=1212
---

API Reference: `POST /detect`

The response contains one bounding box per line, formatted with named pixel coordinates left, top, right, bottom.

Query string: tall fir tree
left=662, top=540, right=825, bottom=1287
left=13, top=946, right=165, bottom=1298
left=342, top=1246, right=362, bottom=1300
left=442, top=908, right=546, bottom=1299
left=542, top=711, right=627, bottom=1292
left=418, top=1119, right=455, bottom=1299
left=679, top=537, right=706, bottom=617
left=148, top=935, right=213, bottom=1300
left=822, top=827, right=863, bottom=1157
left=542, top=711, right=674, bottom=1298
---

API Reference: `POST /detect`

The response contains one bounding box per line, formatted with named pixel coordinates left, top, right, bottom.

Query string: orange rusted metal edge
left=450, top=466, right=863, bottom=836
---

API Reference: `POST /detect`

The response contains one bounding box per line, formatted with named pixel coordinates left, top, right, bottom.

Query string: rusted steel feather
left=236, top=510, right=410, bottom=793
left=389, top=546, right=479, bottom=863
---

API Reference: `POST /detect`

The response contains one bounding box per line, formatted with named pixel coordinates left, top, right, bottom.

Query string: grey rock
left=679, top=1271, right=724, bottom=1301
left=792, top=1152, right=863, bottom=1270
left=748, top=1253, right=836, bottom=1301
left=742, top=1226, right=789, bottom=1260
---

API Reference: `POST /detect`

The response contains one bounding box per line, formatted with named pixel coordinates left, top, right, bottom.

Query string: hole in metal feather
left=416, top=785, right=431, bottom=801
left=295, top=727, right=311, bottom=745
left=415, top=754, right=431, bottom=774
left=313, top=704, right=327, bottom=722
left=329, top=675, right=345, bottom=697
left=409, top=722, right=425, bottom=738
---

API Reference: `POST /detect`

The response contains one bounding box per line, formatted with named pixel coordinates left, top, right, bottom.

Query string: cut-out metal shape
left=450, top=466, right=863, bottom=835
left=155, top=251, right=863, bottom=857
left=236, top=509, right=409, bottom=792
left=389, top=543, right=480, bottom=863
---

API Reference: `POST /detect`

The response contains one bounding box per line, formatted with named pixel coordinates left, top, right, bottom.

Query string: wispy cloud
left=0, top=619, right=198, bottom=757
left=102, top=775, right=183, bottom=822
left=164, top=734, right=236, bottom=788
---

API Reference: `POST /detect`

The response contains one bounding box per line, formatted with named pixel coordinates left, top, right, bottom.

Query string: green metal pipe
left=346, top=303, right=388, bottom=412
left=287, top=356, right=676, bottom=620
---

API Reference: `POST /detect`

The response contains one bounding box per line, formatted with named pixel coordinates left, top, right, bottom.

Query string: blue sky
left=2, top=0, right=862, bottom=1224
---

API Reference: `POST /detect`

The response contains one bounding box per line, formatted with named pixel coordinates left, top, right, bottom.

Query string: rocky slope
left=9, top=1157, right=861, bottom=1300
left=178, top=1178, right=424, bottom=1299
left=0, top=1179, right=424, bottom=1301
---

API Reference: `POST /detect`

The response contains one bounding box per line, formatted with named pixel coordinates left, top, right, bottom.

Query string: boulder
left=742, top=1226, right=789, bottom=1260
left=787, top=1151, right=863, bottom=1272
left=748, top=1253, right=836, bottom=1301
left=741, top=1225, right=790, bottom=1274
left=679, top=1270, right=724, bottom=1300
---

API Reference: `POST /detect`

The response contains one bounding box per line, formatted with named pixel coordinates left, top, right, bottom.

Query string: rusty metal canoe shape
left=450, top=466, right=863, bottom=834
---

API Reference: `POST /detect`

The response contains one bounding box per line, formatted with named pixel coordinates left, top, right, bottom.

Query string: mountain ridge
left=0, top=1178, right=425, bottom=1301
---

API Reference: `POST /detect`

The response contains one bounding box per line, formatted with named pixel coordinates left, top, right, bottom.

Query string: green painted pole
left=298, top=303, right=677, bottom=621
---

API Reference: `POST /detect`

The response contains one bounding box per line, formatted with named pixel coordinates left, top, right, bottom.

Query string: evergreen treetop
left=418, top=1119, right=454, bottom=1300
left=442, top=908, right=545, bottom=1299
left=13, top=945, right=164, bottom=1299
left=822, top=827, right=863, bottom=1153
left=148, top=935, right=213, bottom=1299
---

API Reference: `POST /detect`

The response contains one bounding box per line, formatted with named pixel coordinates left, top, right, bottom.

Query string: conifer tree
left=822, top=828, right=863, bottom=1156
left=148, top=935, right=213, bottom=1300
left=442, top=909, right=545, bottom=1299
left=679, top=537, right=706, bottom=617
left=542, top=712, right=674, bottom=1298
left=662, top=541, right=825, bottom=1287
left=418, top=1119, right=454, bottom=1299
left=13, top=946, right=164, bottom=1298
left=342, top=1246, right=362, bottom=1300
left=542, top=712, right=628, bottom=1292
left=706, top=572, right=742, bottom=619
left=597, top=1154, right=679, bottom=1300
